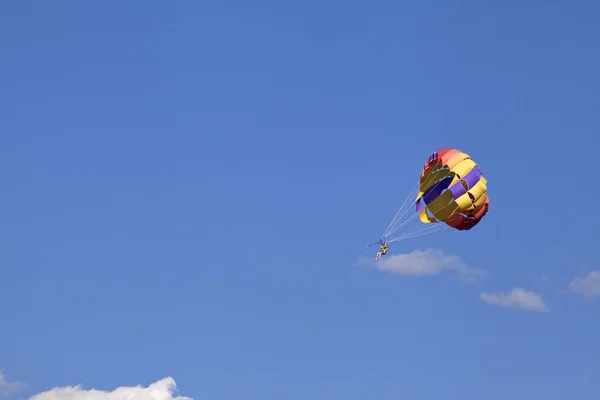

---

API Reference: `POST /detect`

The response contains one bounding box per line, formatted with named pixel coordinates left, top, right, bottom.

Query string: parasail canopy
left=379, top=147, right=490, bottom=244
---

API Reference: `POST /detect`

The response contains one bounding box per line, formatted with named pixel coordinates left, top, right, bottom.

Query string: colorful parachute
left=378, top=148, right=489, bottom=244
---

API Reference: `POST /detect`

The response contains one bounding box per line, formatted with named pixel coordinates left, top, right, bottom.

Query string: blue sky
left=2, top=1, right=599, bottom=399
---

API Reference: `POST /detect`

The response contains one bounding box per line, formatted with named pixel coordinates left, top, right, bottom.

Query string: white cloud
left=480, top=288, right=549, bottom=312
left=29, top=378, right=191, bottom=400
left=569, top=270, right=600, bottom=298
left=0, top=373, right=23, bottom=398
left=363, top=248, right=485, bottom=281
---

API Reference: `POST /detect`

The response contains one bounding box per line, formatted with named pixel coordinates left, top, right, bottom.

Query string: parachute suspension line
left=396, top=218, right=447, bottom=237
left=398, top=226, right=452, bottom=241
left=381, top=179, right=419, bottom=237
left=381, top=180, right=420, bottom=239
left=388, top=221, right=451, bottom=243
left=384, top=210, right=448, bottom=244
left=387, top=197, right=462, bottom=243
left=383, top=207, right=420, bottom=239
left=380, top=165, right=459, bottom=244
left=382, top=167, right=442, bottom=240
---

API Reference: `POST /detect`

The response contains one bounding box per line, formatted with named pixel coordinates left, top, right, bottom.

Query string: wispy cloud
left=480, top=288, right=549, bottom=312
left=0, top=373, right=23, bottom=398
left=569, top=270, right=600, bottom=299
left=29, top=378, right=191, bottom=400
left=362, top=248, right=485, bottom=281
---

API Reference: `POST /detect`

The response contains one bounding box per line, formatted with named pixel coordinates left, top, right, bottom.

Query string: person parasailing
left=374, top=241, right=389, bottom=261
